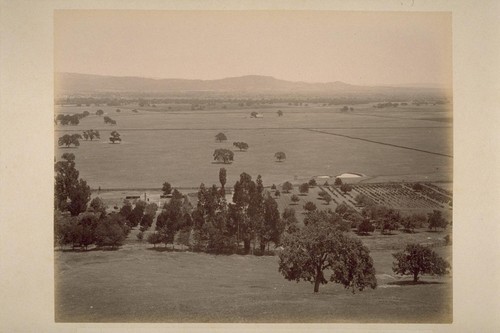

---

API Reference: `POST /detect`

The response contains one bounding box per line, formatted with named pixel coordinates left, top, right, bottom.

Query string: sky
left=54, top=10, right=452, bottom=87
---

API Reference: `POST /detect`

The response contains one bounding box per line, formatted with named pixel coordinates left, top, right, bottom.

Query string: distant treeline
left=56, top=96, right=449, bottom=108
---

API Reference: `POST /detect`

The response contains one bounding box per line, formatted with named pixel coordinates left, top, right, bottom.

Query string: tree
left=96, top=109, right=104, bottom=116
left=274, top=151, right=286, bottom=162
left=219, top=168, right=227, bottom=189
left=290, top=194, right=300, bottom=205
left=324, top=194, right=332, bottom=205
left=54, top=153, right=91, bottom=216
left=299, top=183, right=309, bottom=195
left=88, top=197, right=107, bottom=217
left=427, top=210, right=448, bottom=231
left=308, top=179, right=317, bottom=187
left=215, top=132, right=227, bottom=142
left=303, top=201, right=317, bottom=212
left=109, top=131, right=121, bottom=143
left=282, top=181, right=293, bottom=193
left=94, top=214, right=127, bottom=249
left=58, top=134, right=82, bottom=148
left=277, top=110, right=283, bottom=117
left=357, top=219, right=375, bottom=235
left=275, top=190, right=281, bottom=197
left=104, top=116, right=116, bottom=125
left=250, top=111, right=258, bottom=118
left=282, top=208, right=299, bottom=233
left=355, top=193, right=374, bottom=207
left=334, top=177, right=342, bottom=186
left=162, top=182, right=172, bottom=196
left=213, top=148, right=234, bottom=164
left=83, top=129, right=100, bottom=141
left=233, top=142, right=249, bottom=151
left=147, top=232, right=162, bottom=248
left=340, top=183, right=353, bottom=194
left=257, top=194, right=284, bottom=252
left=278, top=218, right=377, bottom=293
left=127, top=200, right=147, bottom=228
left=392, top=243, right=450, bottom=282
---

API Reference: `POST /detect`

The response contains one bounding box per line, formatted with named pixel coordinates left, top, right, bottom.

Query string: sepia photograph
left=1, top=1, right=499, bottom=331
left=53, top=10, right=453, bottom=323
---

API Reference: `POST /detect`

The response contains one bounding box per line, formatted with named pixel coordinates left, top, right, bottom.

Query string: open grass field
left=55, top=103, right=452, bottom=189
left=55, top=228, right=452, bottom=323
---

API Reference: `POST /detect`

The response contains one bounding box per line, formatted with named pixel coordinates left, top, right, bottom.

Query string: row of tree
left=57, top=131, right=121, bottom=147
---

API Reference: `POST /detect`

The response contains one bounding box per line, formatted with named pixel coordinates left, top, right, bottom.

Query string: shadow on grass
left=147, top=247, right=188, bottom=252
left=211, top=161, right=232, bottom=165
left=56, top=246, right=121, bottom=252
left=388, top=280, right=445, bottom=286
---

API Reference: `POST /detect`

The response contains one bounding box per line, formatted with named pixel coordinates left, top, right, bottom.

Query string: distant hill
left=55, top=72, right=445, bottom=97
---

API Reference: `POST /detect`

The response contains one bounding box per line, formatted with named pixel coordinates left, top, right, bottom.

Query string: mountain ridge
left=55, top=72, right=445, bottom=96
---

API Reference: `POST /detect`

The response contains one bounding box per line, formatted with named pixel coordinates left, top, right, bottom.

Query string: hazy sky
left=55, top=10, right=452, bottom=87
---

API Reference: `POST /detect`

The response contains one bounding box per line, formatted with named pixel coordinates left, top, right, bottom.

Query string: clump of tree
left=401, top=212, right=427, bottom=233
left=58, top=134, right=82, bottom=148
left=213, top=148, right=234, bottom=164
left=109, top=131, right=121, bottom=144
left=54, top=153, right=91, bottom=216
left=103, top=116, right=117, bottom=125
left=303, top=201, right=317, bottom=212
left=155, top=192, right=193, bottom=249
left=308, top=179, right=317, bottom=187
left=233, top=142, right=249, bottom=151
left=215, top=132, right=227, bottom=142
left=299, top=183, right=309, bottom=195
left=282, top=181, right=293, bottom=193
left=82, top=129, right=100, bottom=141
left=354, top=193, right=374, bottom=207
left=56, top=114, right=81, bottom=125
left=392, top=243, right=450, bottom=282
left=274, top=151, right=286, bottom=162
left=278, top=214, right=377, bottom=293
left=96, top=109, right=104, bottom=116
left=162, top=182, right=172, bottom=196
left=340, top=183, right=353, bottom=194
left=362, top=204, right=401, bottom=235
left=427, top=210, right=448, bottom=231
left=357, top=219, right=375, bottom=235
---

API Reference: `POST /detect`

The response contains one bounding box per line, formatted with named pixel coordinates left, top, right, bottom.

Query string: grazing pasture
left=55, top=229, right=452, bottom=323
left=55, top=104, right=452, bottom=189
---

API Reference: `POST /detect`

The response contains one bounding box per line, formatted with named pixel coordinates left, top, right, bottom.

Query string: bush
left=303, top=201, right=317, bottom=212
left=299, top=183, right=309, bottom=195
left=357, top=219, right=375, bottom=235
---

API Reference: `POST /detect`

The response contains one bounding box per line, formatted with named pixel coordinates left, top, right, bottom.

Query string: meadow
left=55, top=103, right=452, bottom=189
left=55, top=102, right=453, bottom=322
left=55, top=228, right=452, bottom=323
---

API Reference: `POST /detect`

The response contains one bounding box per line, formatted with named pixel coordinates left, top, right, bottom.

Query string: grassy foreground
left=55, top=230, right=452, bottom=323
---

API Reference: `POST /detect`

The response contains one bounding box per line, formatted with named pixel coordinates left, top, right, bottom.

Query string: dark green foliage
left=147, top=232, right=162, bottom=248
left=304, top=209, right=350, bottom=232
left=83, top=129, right=100, bottom=141
left=282, top=208, right=299, bottom=233
left=94, top=215, right=127, bottom=248
left=103, top=116, right=117, bottom=125
left=274, top=190, right=281, bottom=197
left=213, top=148, right=234, bottom=164
left=215, top=132, right=227, bottom=142
left=334, top=177, right=342, bottom=186
left=271, top=184, right=277, bottom=190
left=290, top=194, right=300, bottom=204
left=274, top=151, right=286, bottom=162
left=219, top=168, right=227, bottom=189
left=232, top=142, right=249, bottom=151
left=323, top=194, right=332, bottom=205
left=357, top=219, right=375, bottom=235
left=362, top=204, right=401, bottom=234
left=96, top=109, right=104, bottom=116
left=88, top=197, right=107, bottom=217
left=299, top=183, right=309, bottom=195
left=279, top=217, right=377, bottom=293
left=412, top=183, right=424, bottom=191
left=54, top=153, right=91, bottom=216
left=109, top=131, right=121, bottom=143
left=282, top=181, right=293, bottom=193
left=162, top=182, right=172, bottom=195
left=340, top=183, right=353, bottom=194
left=58, top=134, right=82, bottom=148
left=427, top=210, right=448, bottom=231
left=119, top=200, right=133, bottom=219
left=127, top=200, right=147, bottom=228
left=303, top=201, right=317, bottom=212
left=308, top=179, right=317, bottom=187
left=354, top=193, right=374, bottom=207
left=392, top=243, right=450, bottom=282
left=257, top=194, right=284, bottom=252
